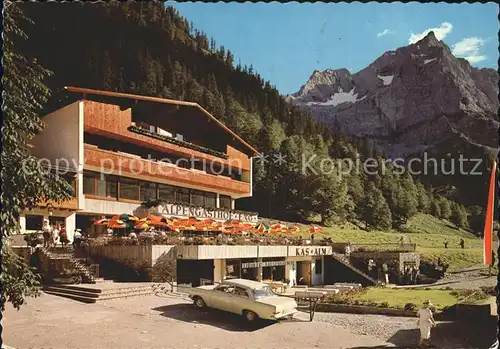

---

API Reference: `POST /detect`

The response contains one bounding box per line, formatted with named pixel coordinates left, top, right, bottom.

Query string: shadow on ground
left=152, top=303, right=277, bottom=332
left=348, top=316, right=498, bottom=349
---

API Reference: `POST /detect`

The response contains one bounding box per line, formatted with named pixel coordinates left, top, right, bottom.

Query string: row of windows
left=84, top=132, right=242, bottom=181
left=83, top=172, right=232, bottom=209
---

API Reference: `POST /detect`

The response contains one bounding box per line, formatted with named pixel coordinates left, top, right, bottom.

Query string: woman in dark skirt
left=59, top=225, right=69, bottom=248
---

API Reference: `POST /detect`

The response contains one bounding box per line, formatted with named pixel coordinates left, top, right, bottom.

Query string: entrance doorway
left=296, top=261, right=311, bottom=285
left=176, top=260, right=214, bottom=287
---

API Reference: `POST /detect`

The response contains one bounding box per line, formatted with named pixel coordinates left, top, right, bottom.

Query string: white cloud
left=452, top=37, right=487, bottom=63
left=377, top=29, right=393, bottom=38
left=408, top=22, right=453, bottom=44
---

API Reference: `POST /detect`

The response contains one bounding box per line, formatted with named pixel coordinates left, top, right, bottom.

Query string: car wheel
left=243, top=310, right=258, bottom=322
left=193, top=296, right=206, bottom=308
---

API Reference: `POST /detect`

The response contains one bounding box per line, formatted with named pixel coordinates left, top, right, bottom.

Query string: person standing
left=345, top=243, right=351, bottom=258
left=42, top=219, right=51, bottom=248
left=444, top=239, right=448, bottom=249
left=51, top=224, right=60, bottom=248
left=382, top=263, right=389, bottom=285
left=459, top=238, right=465, bottom=249
left=417, top=300, right=436, bottom=348
left=59, top=225, right=68, bottom=248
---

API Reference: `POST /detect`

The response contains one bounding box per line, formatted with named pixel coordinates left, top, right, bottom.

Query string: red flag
left=483, top=160, right=496, bottom=265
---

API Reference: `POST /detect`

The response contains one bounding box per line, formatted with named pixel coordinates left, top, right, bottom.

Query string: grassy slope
left=301, top=213, right=485, bottom=271
left=357, top=288, right=460, bottom=310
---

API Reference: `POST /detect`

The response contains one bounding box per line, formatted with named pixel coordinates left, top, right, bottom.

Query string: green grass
left=298, top=213, right=486, bottom=271
left=330, top=287, right=462, bottom=310
left=416, top=247, right=483, bottom=272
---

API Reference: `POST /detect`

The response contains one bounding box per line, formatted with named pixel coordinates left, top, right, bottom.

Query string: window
left=205, top=192, right=216, bottom=208
left=140, top=182, right=157, bottom=201
left=97, top=175, right=106, bottom=197
left=158, top=184, right=175, bottom=201
left=106, top=176, right=118, bottom=199
left=176, top=188, right=190, bottom=204
left=191, top=190, right=205, bottom=206
left=176, top=133, right=184, bottom=141
left=315, top=259, right=323, bottom=275
left=25, top=215, right=43, bottom=231
left=233, top=287, right=249, bottom=298
left=49, top=216, right=65, bottom=228
left=220, top=195, right=232, bottom=209
left=119, top=178, right=139, bottom=201
left=83, top=173, right=97, bottom=195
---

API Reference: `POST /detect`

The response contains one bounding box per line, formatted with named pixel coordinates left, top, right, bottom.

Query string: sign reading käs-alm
left=295, top=247, right=330, bottom=256
left=158, top=203, right=259, bottom=223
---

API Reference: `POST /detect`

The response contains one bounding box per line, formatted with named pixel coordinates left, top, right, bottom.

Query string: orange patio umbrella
left=93, top=218, right=109, bottom=226
left=309, top=225, right=323, bottom=233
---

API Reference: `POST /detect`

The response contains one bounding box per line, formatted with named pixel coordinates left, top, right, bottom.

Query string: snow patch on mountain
left=306, top=87, right=365, bottom=106
left=424, top=58, right=437, bottom=64
left=378, top=75, right=394, bottom=85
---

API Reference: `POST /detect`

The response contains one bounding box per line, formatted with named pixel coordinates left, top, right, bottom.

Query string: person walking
left=444, top=239, right=448, bottom=249
left=459, top=238, right=465, bottom=249
left=417, top=300, right=436, bottom=348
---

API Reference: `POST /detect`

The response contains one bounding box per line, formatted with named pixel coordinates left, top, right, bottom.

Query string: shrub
left=380, top=301, right=389, bottom=308
left=24, top=231, right=42, bottom=247
left=404, top=302, right=417, bottom=311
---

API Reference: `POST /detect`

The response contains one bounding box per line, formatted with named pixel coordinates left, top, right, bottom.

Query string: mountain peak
left=418, top=30, right=441, bottom=47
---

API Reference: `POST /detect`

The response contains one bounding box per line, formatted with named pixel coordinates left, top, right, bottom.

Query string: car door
left=209, top=285, right=230, bottom=309
left=225, top=286, right=254, bottom=315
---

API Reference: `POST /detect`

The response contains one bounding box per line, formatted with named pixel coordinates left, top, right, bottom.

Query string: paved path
left=3, top=294, right=391, bottom=349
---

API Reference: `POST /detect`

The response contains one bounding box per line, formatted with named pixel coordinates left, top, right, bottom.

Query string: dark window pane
left=83, top=174, right=96, bottom=195
left=176, top=188, right=190, bottom=204
left=205, top=192, right=216, bottom=208
left=140, top=182, right=157, bottom=201
left=191, top=190, right=205, bottom=206
left=315, top=259, right=323, bottom=275
left=97, top=176, right=106, bottom=197
left=106, top=177, right=118, bottom=199
left=119, top=178, right=139, bottom=200
left=25, top=215, right=43, bottom=231
left=220, top=195, right=232, bottom=209
left=158, top=184, right=175, bottom=201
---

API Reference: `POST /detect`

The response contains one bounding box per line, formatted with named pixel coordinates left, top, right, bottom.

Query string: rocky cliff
left=288, top=31, right=499, bottom=158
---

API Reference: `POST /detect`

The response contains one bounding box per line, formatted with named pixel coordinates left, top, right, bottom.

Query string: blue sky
left=168, top=2, right=499, bottom=94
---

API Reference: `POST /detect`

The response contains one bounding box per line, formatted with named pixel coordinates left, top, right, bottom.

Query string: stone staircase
left=43, top=283, right=156, bottom=303
left=331, top=252, right=378, bottom=286
left=41, top=246, right=98, bottom=284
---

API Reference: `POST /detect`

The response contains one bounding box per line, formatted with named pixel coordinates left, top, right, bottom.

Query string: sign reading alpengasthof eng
left=158, top=203, right=259, bottom=223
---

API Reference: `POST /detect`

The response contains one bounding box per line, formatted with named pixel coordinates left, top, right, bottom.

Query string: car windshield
left=253, top=286, right=274, bottom=299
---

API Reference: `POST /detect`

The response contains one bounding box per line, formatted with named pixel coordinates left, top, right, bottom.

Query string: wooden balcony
left=38, top=197, right=79, bottom=211
left=84, top=146, right=251, bottom=196
left=83, top=101, right=251, bottom=171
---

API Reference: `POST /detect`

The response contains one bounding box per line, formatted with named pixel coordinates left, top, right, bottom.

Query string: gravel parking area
left=3, top=292, right=496, bottom=349
left=3, top=293, right=391, bottom=349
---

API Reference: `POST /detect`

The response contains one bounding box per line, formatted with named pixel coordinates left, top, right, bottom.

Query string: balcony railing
left=127, top=125, right=229, bottom=159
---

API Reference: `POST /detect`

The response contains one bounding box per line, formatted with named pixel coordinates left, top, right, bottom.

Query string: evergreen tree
left=360, top=182, right=392, bottom=230
left=415, top=181, right=431, bottom=213
left=450, top=202, right=468, bottom=229
left=438, top=197, right=452, bottom=220
left=430, top=199, right=442, bottom=218
left=468, top=205, right=485, bottom=235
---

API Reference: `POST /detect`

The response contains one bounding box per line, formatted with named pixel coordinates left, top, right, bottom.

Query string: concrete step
left=45, top=286, right=101, bottom=298
left=44, top=284, right=155, bottom=303
left=44, top=290, right=97, bottom=303
left=47, top=283, right=154, bottom=295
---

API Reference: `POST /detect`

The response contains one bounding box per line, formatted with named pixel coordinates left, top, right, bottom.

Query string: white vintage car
left=188, top=278, right=298, bottom=322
